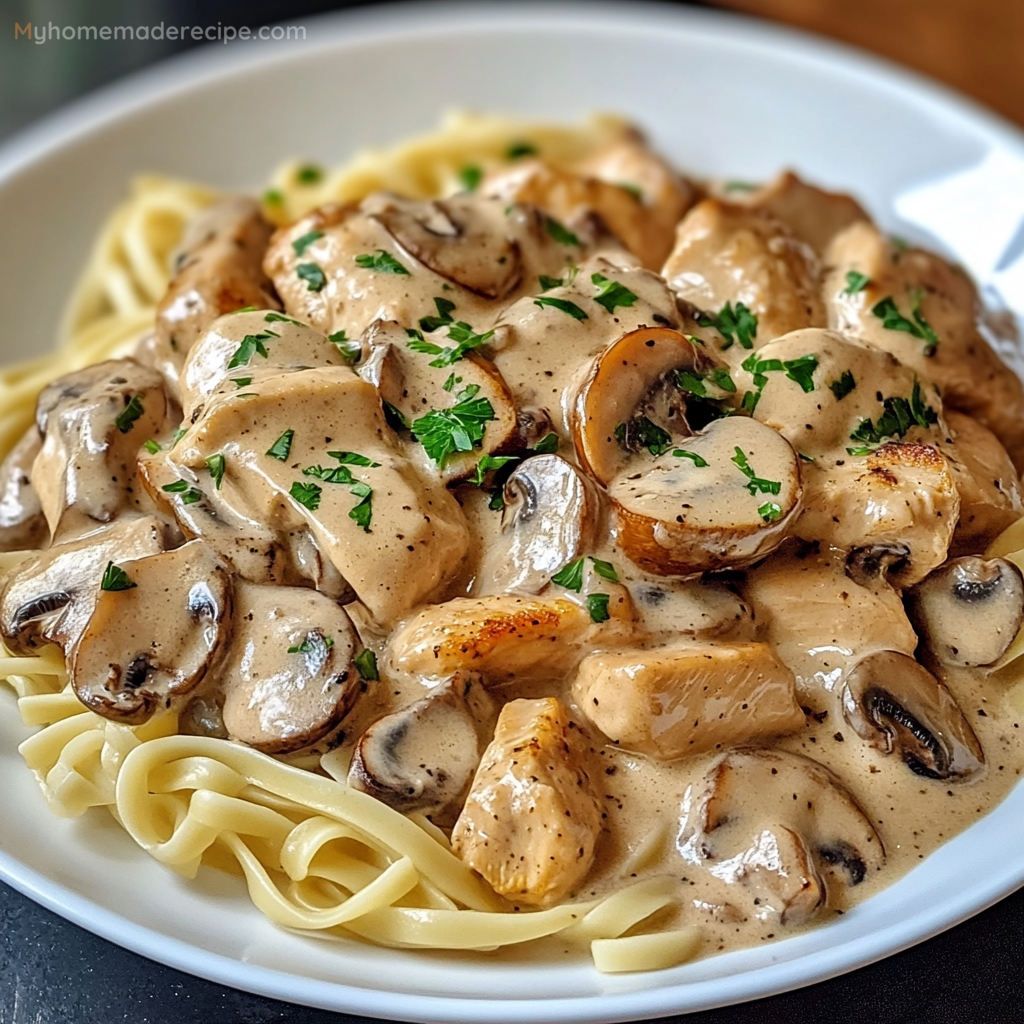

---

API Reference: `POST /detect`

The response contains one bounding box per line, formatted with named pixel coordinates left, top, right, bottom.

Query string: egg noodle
left=0, top=113, right=705, bottom=971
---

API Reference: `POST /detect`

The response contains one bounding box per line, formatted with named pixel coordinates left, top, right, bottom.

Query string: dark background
left=2, top=1, right=1023, bottom=1022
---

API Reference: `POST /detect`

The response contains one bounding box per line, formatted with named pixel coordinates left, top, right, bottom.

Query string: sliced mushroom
left=474, top=455, right=599, bottom=596
left=0, top=514, right=166, bottom=654
left=907, top=557, right=1024, bottom=668
left=0, top=426, right=46, bottom=551
left=573, top=641, right=804, bottom=760
left=571, top=325, right=719, bottom=486
left=70, top=540, right=232, bottom=725
left=348, top=671, right=496, bottom=818
left=361, top=319, right=518, bottom=484
left=841, top=650, right=985, bottom=779
left=629, top=578, right=755, bottom=641
left=680, top=747, right=885, bottom=924
left=32, top=359, right=171, bottom=540
left=609, top=415, right=802, bottom=577
left=451, top=696, right=603, bottom=907
left=386, top=590, right=636, bottom=687
left=154, top=196, right=280, bottom=390
left=219, top=580, right=362, bottom=754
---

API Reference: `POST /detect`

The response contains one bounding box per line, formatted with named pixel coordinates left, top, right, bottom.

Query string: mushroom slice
left=841, top=651, right=985, bottom=779
left=348, top=671, right=496, bottom=817
left=386, top=591, right=636, bottom=687
left=474, top=454, right=599, bottom=596
left=907, top=557, right=1024, bottom=668
left=0, top=514, right=166, bottom=654
left=573, top=641, right=804, bottom=760
left=0, top=426, right=46, bottom=551
left=570, top=326, right=719, bottom=486
left=362, top=320, right=518, bottom=484
left=680, top=747, right=884, bottom=924
left=610, top=415, right=801, bottom=577
left=69, top=540, right=232, bottom=725
left=451, top=697, right=603, bottom=907
left=32, top=359, right=171, bottom=540
left=154, top=196, right=280, bottom=389
left=219, top=580, right=361, bottom=754
left=364, top=192, right=521, bottom=299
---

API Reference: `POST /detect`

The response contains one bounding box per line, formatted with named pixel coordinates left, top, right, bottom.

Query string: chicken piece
left=661, top=200, right=825, bottom=369
left=573, top=641, right=804, bottom=760
left=0, top=427, right=47, bottom=551
left=154, top=197, right=280, bottom=391
left=32, top=360, right=171, bottom=541
left=385, top=589, right=636, bottom=687
left=824, top=220, right=1024, bottom=468
left=451, top=697, right=603, bottom=906
left=941, top=410, right=1024, bottom=554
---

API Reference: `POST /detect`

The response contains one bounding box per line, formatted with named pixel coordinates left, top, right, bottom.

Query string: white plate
left=2, top=3, right=1024, bottom=1021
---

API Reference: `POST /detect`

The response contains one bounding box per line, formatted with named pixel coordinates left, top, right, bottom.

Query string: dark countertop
left=2, top=878, right=1022, bottom=1024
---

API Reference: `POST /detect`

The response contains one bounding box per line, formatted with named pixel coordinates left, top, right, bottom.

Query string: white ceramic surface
left=2, top=3, right=1024, bottom=1021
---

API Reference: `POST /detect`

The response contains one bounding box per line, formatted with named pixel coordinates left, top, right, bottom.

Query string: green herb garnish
left=142, top=439, right=161, bottom=455
left=354, top=250, right=410, bottom=275
left=264, top=312, right=304, bottom=326
left=533, top=295, right=588, bottom=320
left=828, top=370, right=857, bottom=401
left=296, top=164, right=323, bottom=185
left=289, top=480, right=321, bottom=511
left=544, top=216, right=580, bottom=247
left=411, top=385, right=497, bottom=467
left=697, top=301, right=758, bottom=350
left=328, top=330, right=361, bottom=364
left=531, top=432, right=559, bottom=455
left=458, top=165, right=483, bottom=191
left=587, top=593, right=611, bottom=623
left=614, top=416, right=671, bottom=456
left=418, top=296, right=457, bottom=333
left=551, top=556, right=585, bottom=593
left=101, top=561, right=136, bottom=592
left=741, top=352, right=818, bottom=393
left=591, top=273, right=638, bottom=314
left=227, top=330, right=275, bottom=368
left=847, top=380, right=938, bottom=454
left=673, top=449, right=708, bottom=467
left=589, top=558, right=619, bottom=583
left=872, top=291, right=939, bottom=354
left=506, top=141, right=538, bottom=159
left=205, top=454, right=226, bottom=489
left=758, top=501, right=783, bottom=522
left=354, top=648, right=379, bottom=681
left=538, top=274, right=564, bottom=292
left=843, top=271, right=871, bottom=295
left=288, top=632, right=334, bottom=655
left=114, top=394, right=145, bottom=434
left=731, top=447, right=781, bottom=496
left=407, top=321, right=495, bottom=367
left=291, top=230, right=324, bottom=256
left=266, top=429, right=294, bottom=461
left=470, top=454, right=519, bottom=487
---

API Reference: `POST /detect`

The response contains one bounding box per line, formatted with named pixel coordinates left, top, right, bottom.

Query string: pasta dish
left=2, top=113, right=1023, bottom=974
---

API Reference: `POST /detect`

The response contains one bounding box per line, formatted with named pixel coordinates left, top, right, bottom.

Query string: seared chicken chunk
left=452, top=697, right=603, bottom=906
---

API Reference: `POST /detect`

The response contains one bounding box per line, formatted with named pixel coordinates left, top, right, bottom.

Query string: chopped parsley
left=227, top=330, right=275, bottom=368
left=676, top=367, right=736, bottom=398
left=731, top=447, right=781, bottom=496
left=544, top=216, right=580, bottom=247
left=847, top=380, right=938, bottom=454
left=296, top=164, right=323, bottom=185
left=617, top=182, right=643, bottom=201
left=587, top=593, right=611, bottom=623
left=296, top=263, right=326, bottom=292
left=506, top=141, right=538, bottom=159
left=264, top=312, right=304, bottom=326
left=590, top=558, right=620, bottom=583
left=114, top=394, right=145, bottom=434
left=828, top=370, right=857, bottom=401
left=382, top=401, right=410, bottom=432
left=231, top=306, right=256, bottom=314
left=407, top=321, right=495, bottom=368
left=551, top=556, right=585, bottom=593
left=302, top=452, right=377, bottom=531
left=411, top=385, right=496, bottom=467
left=673, top=449, right=708, bottom=467
left=538, top=274, right=564, bottom=292
left=458, top=165, right=483, bottom=191
left=418, top=296, right=457, bottom=333
left=470, top=453, right=519, bottom=487
left=328, top=330, right=361, bottom=364
left=442, top=373, right=461, bottom=392
left=758, top=501, right=783, bottom=522
left=289, top=480, right=322, bottom=511
left=288, top=632, right=334, bottom=655
left=172, top=427, right=187, bottom=447
left=161, top=479, right=203, bottom=504
left=615, top=416, right=671, bottom=457
left=205, top=454, right=226, bottom=489
left=142, top=439, right=161, bottom=454
left=534, top=295, right=588, bottom=320
left=266, top=429, right=294, bottom=461
left=741, top=389, right=761, bottom=414
left=101, top=561, right=137, bottom=592
left=531, top=432, right=559, bottom=455
left=291, top=230, right=324, bottom=256
left=354, top=648, right=379, bottom=681
left=843, top=271, right=871, bottom=295
left=697, top=301, right=758, bottom=350
left=354, top=249, right=410, bottom=275
left=871, top=290, right=939, bottom=354
left=262, top=188, right=284, bottom=206
left=230, top=377, right=253, bottom=388
left=591, top=273, right=638, bottom=314
left=327, top=450, right=381, bottom=468
left=741, top=352, right=818, bottom=393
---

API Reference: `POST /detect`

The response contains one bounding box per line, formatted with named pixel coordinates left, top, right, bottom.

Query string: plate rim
left=2, top=3, right=1024, bottom=1021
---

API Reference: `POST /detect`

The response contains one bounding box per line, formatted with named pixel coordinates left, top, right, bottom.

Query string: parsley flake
left=731, top=447, right=781, bottom=496
left=296, top=164, right=323, bottom=185
left=673, top=449, right=708, bottom=467
left=614, top=416, right=671, bottom=456
left=291, top=230, right=324, bottom=256
left=531, top=432, right=559, bottom=455
left=871, top=291, right=939, bottom=354
left=544, top=216, right=580, bottom=247
left=354, top=648, right=379, bottom=681
left=230, top=377, right=253, bottom=388
left=551, top=556, right=585, bottom=593
left=847, top=380, right=938, bottom=454
left=114, top=394, right=145, bottom=434
left=587, top=593, right=611, bottom=623
left=162, top=479, right=203, bottom=504
left=142, top=439, right=161, bottom=455
left=264, top=312, right=304, bottom=326
left=327, top=330, right=361, bottom=364
left=697, top=301, right=758, bottom=350
left=843, top=271, right=871, bottom=295
left=407, top=319, right=494, bottom=367
left=591, top=273, right=638, bottom=314
left=741, top=352, right=818, bottom=393
left=101, top=561, right=137, bottom=592
left=758, top=501, right=783, bottom=522
left=506, top=141, right=538, bottom=159
left=205, top=454, right=226, bottom=489
left=296, top=263, right=327, bottom=292
left=266, top=429, right=294, bottom=461
left=411, top=386, right=497, bottom=467
left=828, top=370, right=857, bottom=401
left=288, top=632, right=334, bottom=655
left=262, top=188, right=284, bottom=206
left=419, top=296, right=457, bottom=333
left=227, top=330, right=275, bottom=369
left=289, top=480, right=321, bottom=511
left=458, top=165, right=483, bottom=191
left=538, top=274, right=564, bottom=292
left=534, top=295, right=588, bottom=320
left=590, top=558, right=619, bottom=583
left=470, top=454, right=519, bottom=487
left=354, top=250, right=410, bottom=275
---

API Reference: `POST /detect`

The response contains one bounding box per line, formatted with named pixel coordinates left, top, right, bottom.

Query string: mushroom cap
left=0, top=426, right=47, bottom=551
left=0, top=515, right=166, bottom=655
left=610, top=415, right=802, bottom=576
left=907, top=556, right=1024, bottom=669
left=841, top=650, right=985, bottom=779
left=571, top=326, right=715, bottom=487
left=220, top=580, right=361, bottom=754
left=347, top=670, right=496, bottom=816
left=680, top=747, right=884, bottom=924
left=69, top=539, right=233, bottom=725
left=475, top=454, right=599, bottom=596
